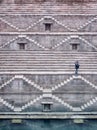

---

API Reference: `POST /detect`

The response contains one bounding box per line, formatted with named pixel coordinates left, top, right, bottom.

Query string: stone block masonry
left=0, top=0, right=96, bottom=118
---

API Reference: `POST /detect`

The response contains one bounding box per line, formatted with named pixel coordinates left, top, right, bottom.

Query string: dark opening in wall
left=18, top=43, right=26, bottom=50
left=70, top=42, right=80, bottom=50
left=72, top=44, right=78, bottom=50
left=45, top=23, right=52, bottom=31
left=43, top=104, right=51, bottom=111
left=44, top=18, right=53, bottom=31
left=42, top=102, right=53, bottom=112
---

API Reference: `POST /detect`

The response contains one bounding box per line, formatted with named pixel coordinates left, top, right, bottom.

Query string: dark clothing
left=75, top=61, right=80, bottom=75
left=75, top=63, right=80, bottom=69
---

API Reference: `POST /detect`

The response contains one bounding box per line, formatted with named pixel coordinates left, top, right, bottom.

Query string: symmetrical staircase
left=0, top=50, right=96, bottom=73
left=0, top=1, right=97, bottom=114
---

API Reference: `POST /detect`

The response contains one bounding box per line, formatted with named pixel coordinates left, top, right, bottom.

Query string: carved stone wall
left=0, top=1, right=97, bottom=114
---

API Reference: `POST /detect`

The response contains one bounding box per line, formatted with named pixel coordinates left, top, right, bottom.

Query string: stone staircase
left=0, top=50, right=96, bottom=73
left=0, top=3, right=97, bottom=14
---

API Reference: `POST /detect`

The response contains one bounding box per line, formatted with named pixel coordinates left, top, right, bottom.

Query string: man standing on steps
left=75, top=61, right=80, bottom=75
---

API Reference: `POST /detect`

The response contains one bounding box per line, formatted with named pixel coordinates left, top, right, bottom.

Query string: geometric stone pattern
left=0, top=1, right=97, bottom=114
left=0, top=34, right=97, bottom=51
left=0, top=15, right=97, bottom=51
left=1, top=15, right=97, bottom=31
left=0, top=74, right=97, bottom=112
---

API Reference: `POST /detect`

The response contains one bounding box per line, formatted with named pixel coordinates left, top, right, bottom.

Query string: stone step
left=0, top=51, right=96, bottom=72
left=0, top=61, right=96, bottom=65
left=0, top=59, right=96, bottom=62
left=0, top=58, right=96, bottom=61
left=0, top=50, right=97, bottom=54
left=0, top=3, right=97, bottom=14
left=0, top=52, right=96, bottom=55
left=0, top=59, right=95, bottom=62
left=0, top=54, right=96, bottom=57
left=0, top=61, right=96, bottom=64
left=0, top=67, right=96, bottom=72
left=0, top=66, right=97, bottom=69
left=0, top=59, right=96, bottom=63
left=0, top=50, right=96, bottom=53
left=0, top=53, right=96, bottom=57
left=0, top=70, right=96, bottom=74
left=0, top=57, right=96, bottom=61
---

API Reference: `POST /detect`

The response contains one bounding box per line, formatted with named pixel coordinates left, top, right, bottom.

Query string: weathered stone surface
left=0, top=0, right=96, bottom=115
